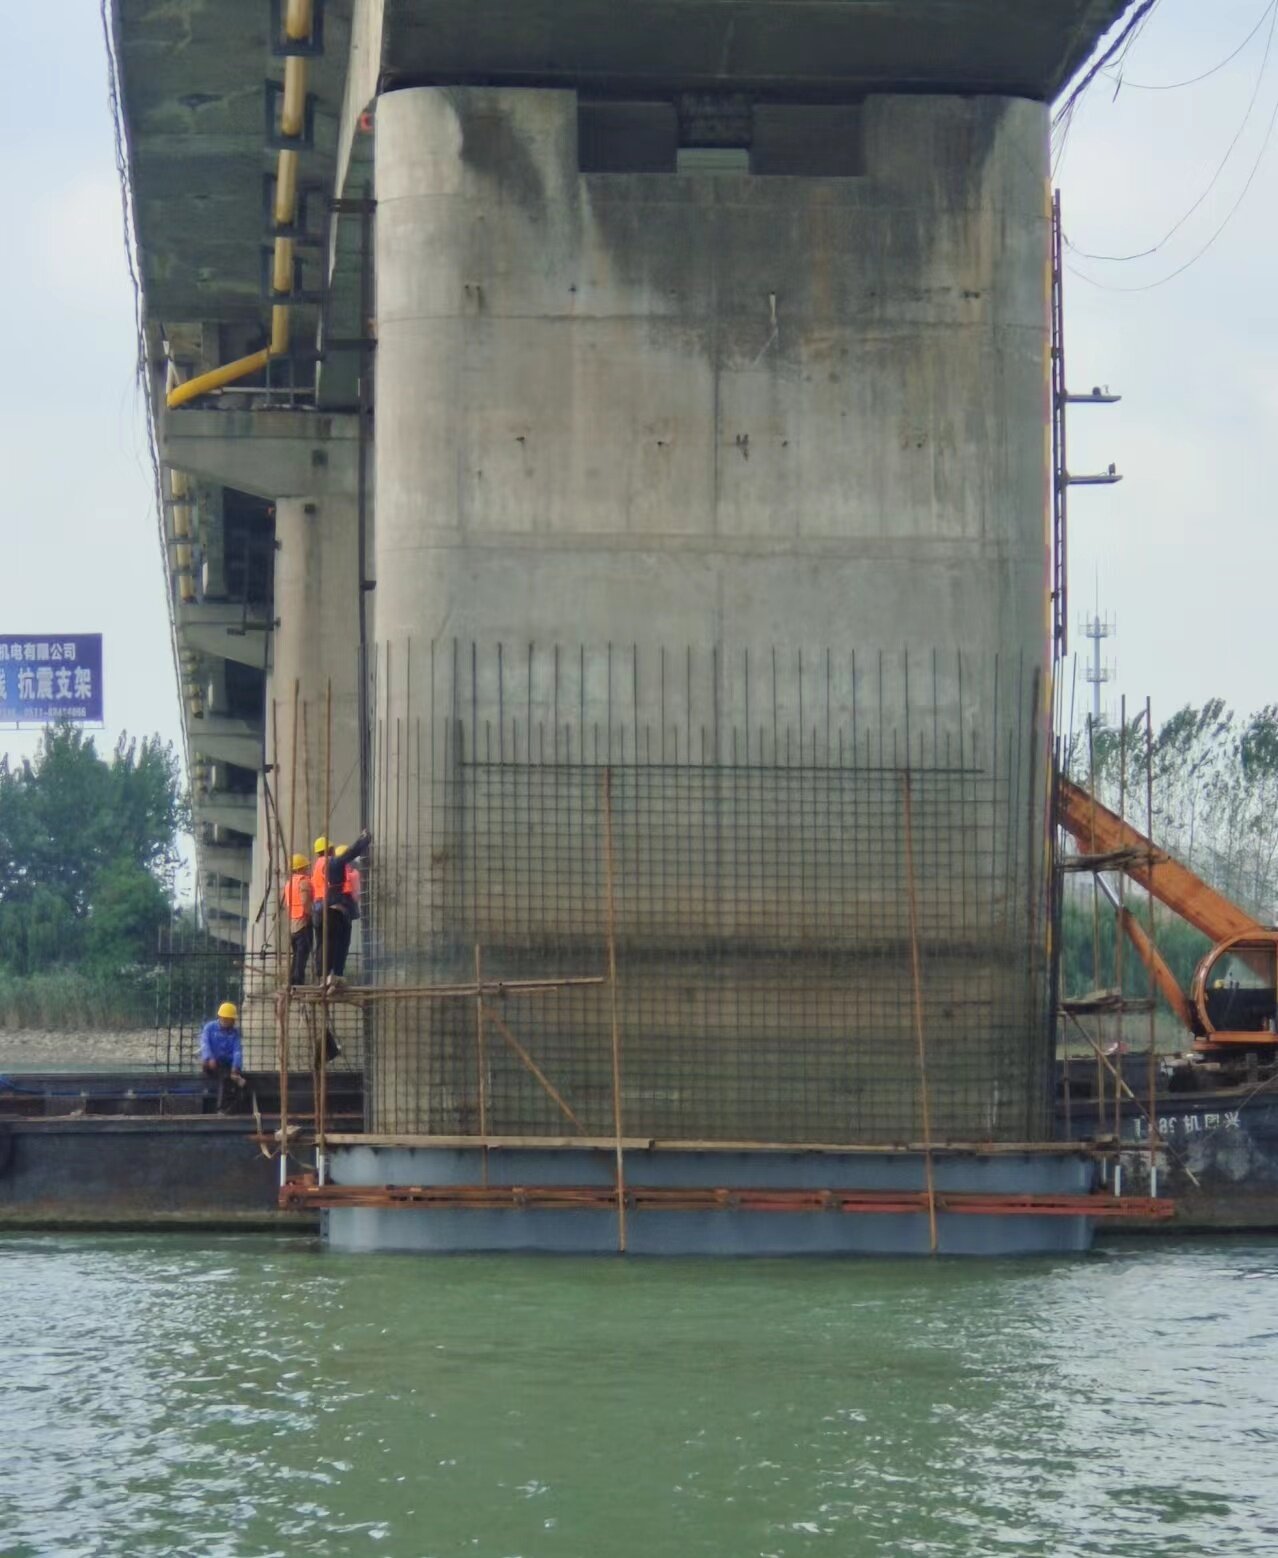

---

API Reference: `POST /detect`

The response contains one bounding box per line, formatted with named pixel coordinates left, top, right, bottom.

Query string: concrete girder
left=202, top=904, right=248, bottom=946
left=176, top=603, right=271, bottom=670
left=188, top=716, right=262, bottom=769
left=196, top=793, right=259, bottom=836
left=380, top=0, right=1133, bottom=100
left=204, top=883, right=251, bottom=922
left=200, top=844, right=253, bottom=883
left=111, top=0, right=352, bottom=325
left=160, top=410, right=359, bottom=501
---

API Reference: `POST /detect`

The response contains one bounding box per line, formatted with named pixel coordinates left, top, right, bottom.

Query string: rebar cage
left=350, top=641, right=1053, bottom=1147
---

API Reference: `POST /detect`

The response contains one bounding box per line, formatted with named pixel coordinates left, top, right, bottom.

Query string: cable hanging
left=1101, top=0, right=1276, bottom=92
left=1065, top=76, right=1278, bottom=292
left=1068, top=0, right=1278, bottom=263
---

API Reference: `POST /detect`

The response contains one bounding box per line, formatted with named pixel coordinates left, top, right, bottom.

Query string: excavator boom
left=1057, top=776, right=1262, bottom=945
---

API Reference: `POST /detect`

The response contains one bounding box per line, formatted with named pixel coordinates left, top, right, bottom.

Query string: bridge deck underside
left=382, top=0, right=1132, bottom=99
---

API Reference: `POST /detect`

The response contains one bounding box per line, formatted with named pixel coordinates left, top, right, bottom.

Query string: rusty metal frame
left=280, top=1177, right=1173, bottom=1221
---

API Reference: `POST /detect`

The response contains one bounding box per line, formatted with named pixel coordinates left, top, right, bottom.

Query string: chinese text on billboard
left=0, top=637, right=104, bottom=725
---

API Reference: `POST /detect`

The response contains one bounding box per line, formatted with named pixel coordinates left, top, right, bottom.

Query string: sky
left=0, top=0, right=1273, bottom=817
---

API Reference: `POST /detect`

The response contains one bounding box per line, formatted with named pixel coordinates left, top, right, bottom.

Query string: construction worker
left=283, top=853, right=314, bottom=986
left=199, top=1001, right=247, bottom=1112
left=312, top=829, right=373, bottom=987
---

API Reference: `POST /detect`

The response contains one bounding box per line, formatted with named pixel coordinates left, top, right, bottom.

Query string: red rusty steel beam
left=279, top=1178, right=1174, bottom=1220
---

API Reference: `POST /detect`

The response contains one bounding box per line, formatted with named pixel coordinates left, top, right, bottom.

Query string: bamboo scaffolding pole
left=603, top=768, right=627, bottom=1252
left=1065, top=1011, right=1201, bottom=1189
left=302, top=700, right=313, bottom=863
left=280, top=679, right=300, bottom=1165
left=318, top=680, right=332, bottom=1169
left=474, top=942, right=489, bottom=1182
left=283, top=974, right=606, bottom=1003
left=271, top=698, right=284, bottom=994
left=483, top=1005, right=585, bottom=1133
left=901, top=771, right=938, bottom=1254
left=1087, top=716, right=1104, bottom=1144
left=1115, top=695, right=1127, bottom=1181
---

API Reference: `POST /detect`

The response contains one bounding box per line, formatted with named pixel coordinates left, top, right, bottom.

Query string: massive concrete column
left=267, top=494, right=364, bottom=867
left=369, top=85, right=1053, bottom=1140
left=374, top=87, right=1048, bottom=663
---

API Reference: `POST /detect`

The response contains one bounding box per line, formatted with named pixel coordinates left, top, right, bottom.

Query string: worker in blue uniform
left=200, top=1000, right=247, bottom=1112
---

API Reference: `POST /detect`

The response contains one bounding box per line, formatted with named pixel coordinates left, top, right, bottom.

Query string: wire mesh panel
left=362, top=642, right=1052, bottom=1146
left=153, top=925, right=367, bottom=1075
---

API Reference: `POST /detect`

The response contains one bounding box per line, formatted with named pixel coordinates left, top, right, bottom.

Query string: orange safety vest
left=284, top=871, right=310, bottom=922
left=312, top=854, right=356, bottom=907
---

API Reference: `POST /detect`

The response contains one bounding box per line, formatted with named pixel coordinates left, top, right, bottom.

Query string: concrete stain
left=457, top=99, right=547, bottom=219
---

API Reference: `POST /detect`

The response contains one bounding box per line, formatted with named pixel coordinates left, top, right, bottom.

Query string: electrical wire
left=1067, top=0, right=1278, bottom=263
left=1064, top=72, right=1278, bottom=291
left=1066, top=15, right=1278, bottom=289
left=1054, top=0, right=1166, bottom=130
left=100, top=0, right=191, bottom=785
left=1052, top=0, right=1165, bottom=178
left=1101, top=0, right=1276, bottom=91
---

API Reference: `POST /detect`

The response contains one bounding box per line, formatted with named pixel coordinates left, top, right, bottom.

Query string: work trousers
left=314, top=907, right=353, bottom=979
left=289, top=922, right=313, bottom=987
left=203, top=1060, right=247, bottom=1114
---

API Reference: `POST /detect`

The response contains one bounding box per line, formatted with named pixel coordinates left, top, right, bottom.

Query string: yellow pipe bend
left=164, top=0, right=313, bottom=410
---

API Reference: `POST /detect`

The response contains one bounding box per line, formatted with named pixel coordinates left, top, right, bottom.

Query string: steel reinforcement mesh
left=359, top=642, right=1052, bottom=1146
left=151, top=932, right=369, bottom=1078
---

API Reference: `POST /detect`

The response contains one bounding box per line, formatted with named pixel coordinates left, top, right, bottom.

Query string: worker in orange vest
left=283, top=853, right=314, bottom=987
left=311, top=829, right=372, bottom=987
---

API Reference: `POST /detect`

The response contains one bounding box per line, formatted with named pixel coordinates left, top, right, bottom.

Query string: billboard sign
left=0, top=635, right=104, bottom=725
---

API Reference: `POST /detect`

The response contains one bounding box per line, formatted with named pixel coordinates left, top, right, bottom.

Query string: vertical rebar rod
left=602, top=767, right=627, bottom=1253
left=302, top=700, right=312, bottom=858
left=281, top=677, right=300, bottom=1161
left=1145, top=696, right=1159, bottom=1198
left=1116, top=694, right=1127, bottom=1158
left=319, top=679, right=332, bottom=1162
left=271, top=699, right=285, bottom=1001
left=901, top=771, right=938, bottom=1254
left=1087, top=716, right=1104, bottom=1141
left=474, top=940, right=489, bottom=1182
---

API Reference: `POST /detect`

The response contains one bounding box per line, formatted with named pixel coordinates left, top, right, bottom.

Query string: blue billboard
left=0, top=635, right=104, bottom=725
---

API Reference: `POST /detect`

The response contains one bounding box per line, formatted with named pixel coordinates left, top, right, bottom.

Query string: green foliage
left=0, top=967, right=156, bottom=1029
left=1059, top=896, right=1211, bottom=1000
left=0, top=725, right=186, bottom=979
left=1066, top=699, right=1278, bottom=923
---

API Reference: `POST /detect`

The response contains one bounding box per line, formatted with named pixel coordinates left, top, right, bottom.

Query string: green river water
left=2, top=1234, right=1277, bottom=1557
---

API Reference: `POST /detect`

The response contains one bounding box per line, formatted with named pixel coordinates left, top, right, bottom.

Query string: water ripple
left=2, top=1236, right=1278, bottom=1555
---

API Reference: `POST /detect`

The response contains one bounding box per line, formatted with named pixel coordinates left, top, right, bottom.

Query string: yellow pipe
left=170, top=468, right=197, bottom=604
left=285, top=0, right=312, bottom=39
left=274, top=148, right=299, bottom=226
left=168, top=348, right=271, bottom=408
left=164, top=0, right=313, bottom=410
left=272, top=234, right=295, bottom=298
left=271, top=304, right=290, bottom=357
left=282, top=55, right=307, bottom=138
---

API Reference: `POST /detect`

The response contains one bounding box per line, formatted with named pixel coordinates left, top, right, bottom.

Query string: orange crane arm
left=1057, top=775, right=1262, bottom=945
left=1098, top=881, right=1197, bottom=1032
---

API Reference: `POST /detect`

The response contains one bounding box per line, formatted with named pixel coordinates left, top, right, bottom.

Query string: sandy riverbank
left=0, top=1030, right=165, bottom=1070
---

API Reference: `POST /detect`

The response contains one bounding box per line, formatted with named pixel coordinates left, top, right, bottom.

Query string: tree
left=0, top=725, right=186, bottom=974
left=1061, top=696, right=1278, bottom=1009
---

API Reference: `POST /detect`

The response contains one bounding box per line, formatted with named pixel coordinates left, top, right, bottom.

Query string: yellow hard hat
left=291, top=853, right=309, bottom=871
left=313, top=836, right=329, bottom=855
left=217, top=1001, right=238, bottom=1021
left=335, top=845, right=347, bottom=859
